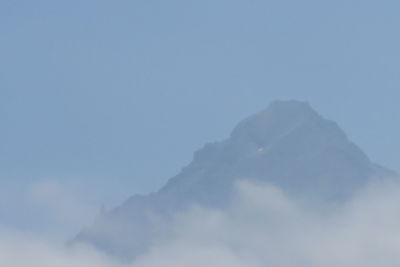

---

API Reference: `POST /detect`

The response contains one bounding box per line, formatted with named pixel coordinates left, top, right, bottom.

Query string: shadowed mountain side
left=74, top=100, right=396, bottom=259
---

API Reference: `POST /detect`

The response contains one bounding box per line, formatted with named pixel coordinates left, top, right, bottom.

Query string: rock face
left=74, top=100, right=394, bottom=258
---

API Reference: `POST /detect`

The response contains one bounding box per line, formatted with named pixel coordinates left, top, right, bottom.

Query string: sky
left=1, top=0, right=400, bottom=235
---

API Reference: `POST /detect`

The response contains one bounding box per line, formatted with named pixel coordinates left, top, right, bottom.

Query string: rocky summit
left=74, top=100, right=394, bottom=258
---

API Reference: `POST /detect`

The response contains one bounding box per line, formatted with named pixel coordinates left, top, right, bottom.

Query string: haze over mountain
left=75, top=100, right=395, bottom=258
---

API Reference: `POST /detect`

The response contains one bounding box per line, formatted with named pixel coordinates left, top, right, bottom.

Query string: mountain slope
left=74, top=100, right=394, bottom=258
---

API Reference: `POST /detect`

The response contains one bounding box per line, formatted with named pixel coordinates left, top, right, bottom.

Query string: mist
left=2, top=178, right=400, bottom=267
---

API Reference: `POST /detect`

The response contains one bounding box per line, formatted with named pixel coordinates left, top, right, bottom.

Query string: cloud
left=28, top=180, right=99, bottom=228
left=0, top=226, right=116, bottom=267
left=134, top=179, right=400, bottom=267
left=2, top=178, right=400, bottom=267
left=0, top=176, right=104, bottom=242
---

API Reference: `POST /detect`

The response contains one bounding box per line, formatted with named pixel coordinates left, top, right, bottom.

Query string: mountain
left=74, top=100, right=394, bottom=258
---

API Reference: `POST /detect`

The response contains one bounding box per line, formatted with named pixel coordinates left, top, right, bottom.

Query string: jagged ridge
left=74, top=100, right=395, bottom=258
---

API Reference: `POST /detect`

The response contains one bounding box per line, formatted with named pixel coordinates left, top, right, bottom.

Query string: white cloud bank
left=2, top=179, right=400, bottom=267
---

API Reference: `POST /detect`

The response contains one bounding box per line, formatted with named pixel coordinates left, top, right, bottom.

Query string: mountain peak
left=268, top=99, right=314, bottom=111
left=75, top=100, right=395, bottom=259
left=231, top=100, right=345, bottom=148
left=266, top=100, right=319, bottom=121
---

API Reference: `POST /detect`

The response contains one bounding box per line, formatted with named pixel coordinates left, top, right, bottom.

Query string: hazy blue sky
left=1, top=0, right=400, bottom=233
